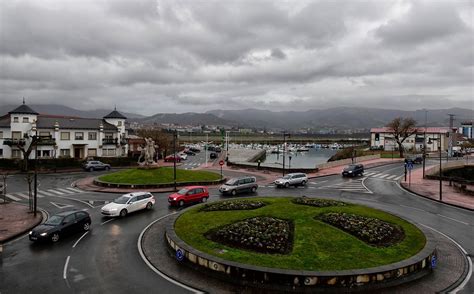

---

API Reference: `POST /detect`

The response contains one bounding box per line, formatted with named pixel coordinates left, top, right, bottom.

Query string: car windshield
left=226, top=179, right=238, bottom=186
left=282, top=175, right=291, bottom=179
left=114, top=196, right=131, bottom=204
left=44, top=215, right=64, bottom=226
left=177, top=188, right=188, bottom=195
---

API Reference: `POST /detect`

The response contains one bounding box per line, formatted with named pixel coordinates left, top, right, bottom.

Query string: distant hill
left=137, top=112, right=235, bottom=126
left=0, top=104, right=145, bottom=119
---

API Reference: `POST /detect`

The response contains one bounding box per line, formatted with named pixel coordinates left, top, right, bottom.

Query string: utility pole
left=439, top=132, right=442, bottom=202
left=423, top=109, right=427, bottom=178
left=34, top=133, right=38, bottom=217
left=205, top=133, right=208, bottom=167
left=173, top=130, right=177, bottom=191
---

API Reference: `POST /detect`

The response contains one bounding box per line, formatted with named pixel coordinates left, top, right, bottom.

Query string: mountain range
left=0, top=103, right=471, bottom=131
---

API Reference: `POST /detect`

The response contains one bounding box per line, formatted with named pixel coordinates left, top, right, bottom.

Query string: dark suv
left=219, top=176, right=258, bottom=196
left=83, top=161, right=111, bottom=172
left=342, top=164, right=364, bottom=177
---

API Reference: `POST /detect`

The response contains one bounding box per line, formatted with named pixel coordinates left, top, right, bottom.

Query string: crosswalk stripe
left=365, top=172, right=375, bottom=176
left=56, top=188, right=75, bottom=194
left=48, top=189, right=65, bottom=195
left=386, top=175, right=397, bottom=180
left=15, top=192, right=30, bottom=199
left=371, top=173, right=383, bottom=178
left=394, top=175, right=404, bottom=181
left=65, top=187, right=83, bottom=193
left=5, top=194, right=21, bottom=201
left=38, top=190, right=55, bottom=196
left=377, top=174, right=389, bottom=179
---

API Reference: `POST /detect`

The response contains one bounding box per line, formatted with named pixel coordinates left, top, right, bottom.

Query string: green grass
left=98, top=167, right=221, bottom=185
left=175, top=197, right=426, bottom=271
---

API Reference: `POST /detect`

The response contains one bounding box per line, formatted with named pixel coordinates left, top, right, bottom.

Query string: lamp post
left=282, top=132, right=290, bottom=176
left=289, top=155, right=292, bottom=171
left=439, top=132, right=442, bottom=202
left=33, top=132, right=38, bottom=217
left=422, top=109, right=427, bottom=178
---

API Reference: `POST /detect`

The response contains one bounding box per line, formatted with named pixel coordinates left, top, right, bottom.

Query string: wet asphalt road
left=0, top=162, right=472, bottom=293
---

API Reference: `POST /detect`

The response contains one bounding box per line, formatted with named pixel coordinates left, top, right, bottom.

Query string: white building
left=0, top=102, right=128, bottom=159
left=370, top=127, right=452, bottom=152
left=458, top=122, right=473, bottom=139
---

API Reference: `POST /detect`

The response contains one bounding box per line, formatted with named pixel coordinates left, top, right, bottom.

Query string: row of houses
left=0, top=102, right=128, bottom=159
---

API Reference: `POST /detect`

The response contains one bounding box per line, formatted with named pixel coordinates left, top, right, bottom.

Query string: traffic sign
left=176, top=249, right=184, bottom=262
left=431, top=255, right=437, bottom=268
left=219, top=160, right=224, bottom=166
left=407, top=161, right=414, bottom=170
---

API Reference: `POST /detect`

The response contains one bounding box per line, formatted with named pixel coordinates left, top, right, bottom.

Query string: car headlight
left=348, top=171, right=352, bottom=173
left=40, top=232, right=48, bottom=236
left=29, top=231, right=33, bottom=235
left=109, top=208, right=118, bottom=212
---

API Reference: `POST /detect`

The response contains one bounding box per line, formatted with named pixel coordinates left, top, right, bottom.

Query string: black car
left=29, top=210, right=91, bottom=243
left=406, top=155, right=423, bottom=164
left=183, top=149, right=196, bottom=156
left=210, top=152, right=218, bottom=159
left=83, top=160, right=111, bottom=172
left=342, top=164, right=364, bottom=177
left=189, top=147, right=201, bottom=153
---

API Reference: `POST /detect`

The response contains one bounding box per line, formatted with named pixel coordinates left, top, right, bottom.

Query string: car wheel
left=231, top=190, right=237, bottom=196
left=301, top=180, right=307, bottom=186
left=179, top=200, right=185, bottom=207
left=105, top=166, right=110, bottom=171
left=89, top=167, right=94, bottom=172
left=120, top=209, right=128, bottom=217
left=83, top=222, right=90, bottom=231
left=284, top=182, right=290, bottom=188
left=51, top=233, right=60, bottom=243
left=146, top=202, right=153, bottom=210
left=251, top=186, right=257, bottom=193
left=201, top=197, right=208, bottom=203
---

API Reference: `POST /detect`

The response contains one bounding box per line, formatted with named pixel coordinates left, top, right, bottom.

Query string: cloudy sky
left=0, top=0, right=472, bottom=115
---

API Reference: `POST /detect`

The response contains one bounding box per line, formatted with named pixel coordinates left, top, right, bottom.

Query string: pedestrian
left=258, top=160, right=261, bottom=170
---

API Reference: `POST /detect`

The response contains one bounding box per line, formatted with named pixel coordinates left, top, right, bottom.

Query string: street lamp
left=173, top=130, right=177, bottom=191
left=439, top=132, right=442, bottom=202
left=282, top=132, right=290, bottom=176
left=423, top=109, right=427, bottom=179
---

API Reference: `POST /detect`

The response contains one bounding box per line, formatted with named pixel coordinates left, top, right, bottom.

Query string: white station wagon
left=101, top=192, right=155, bottom=217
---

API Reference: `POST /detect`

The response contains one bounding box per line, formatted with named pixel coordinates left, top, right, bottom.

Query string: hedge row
left=0, top=157, right=137, bottom=171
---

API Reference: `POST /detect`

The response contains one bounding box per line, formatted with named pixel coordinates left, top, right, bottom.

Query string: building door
left=74, top=148, right=82, bottom=159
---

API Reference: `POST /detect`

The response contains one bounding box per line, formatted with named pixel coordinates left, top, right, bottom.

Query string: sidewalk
left=0, top=201, right=43, bottom=244
left=400, top=165, right=474, bottom=211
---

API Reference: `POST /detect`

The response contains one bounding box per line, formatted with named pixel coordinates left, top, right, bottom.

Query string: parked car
left=342, top=164, right=364, bottom=177
left=215, top=147, right=222, bottom=153
left=101, top=192, right=155, bottom=217
left=210, top=152, right=218, bottom=159
left=183, top=149, right=196, bottom=156
left=452, top=151, right=464, bottom=157
left=274, top=173, right=308, bottom=188
left=219, top=176, right=258, bottom=196
left=164, top=154, right=182, bottom=162
left=178, top=153, right=188, bottom=160
left=29, top=210, right=91, bottom=243
left=83, top=160, right=111, bottom=172
left=189, top=147, right=201, bottom=153
left=168, top=186, right=209, bottom=207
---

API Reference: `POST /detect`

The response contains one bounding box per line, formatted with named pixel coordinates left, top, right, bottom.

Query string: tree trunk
left=398, top=142, right=404, bottom=158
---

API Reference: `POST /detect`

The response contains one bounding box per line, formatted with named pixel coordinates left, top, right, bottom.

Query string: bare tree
left=1, top=172, right=8, bottom=203
left=25, top=172, right=34, bottom=211
left=137, top=128, right=173, bottom=159
left=4, top=136, right=40, bottom=171
left=386, top=117, right=418, bottom=158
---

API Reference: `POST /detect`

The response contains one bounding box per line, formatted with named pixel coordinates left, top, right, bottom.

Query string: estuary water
left=262, top=148, right=338, bottom=169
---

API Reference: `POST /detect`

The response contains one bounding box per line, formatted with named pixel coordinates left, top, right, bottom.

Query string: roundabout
left=162, top=197, right=435, bottom=291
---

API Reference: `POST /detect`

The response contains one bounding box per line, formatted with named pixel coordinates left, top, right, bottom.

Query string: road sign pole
left=409, top=169, right=411, bottom=188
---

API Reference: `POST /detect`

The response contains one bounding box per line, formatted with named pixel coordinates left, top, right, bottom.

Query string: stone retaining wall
left=164, top=210, right=437, bottom=292
left=316, top=154, right=380, bottom=169
left=93, top=177, right=226, bottom=189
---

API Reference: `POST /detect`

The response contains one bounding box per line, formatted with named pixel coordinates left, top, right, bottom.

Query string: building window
left=0, top=131, right=3, bottom=139
left=12, top=150, right=21, bottom=158
left=88, top=132, right=97, bottom=140
left=60, top=149, right=70, bottom=157
left=23, top=117, right=29, bottom=123
left=13, top=117, right=19, bottom=123
left=0, top=149, right=3, bottom=157
left=117, top=121, right=122, bottom=126
left=39, top=131, right=50, bottom=137
left=87, top=148, right=97, bottom=157
left=42, top=150, right=51, bottom=157
left=75, top=132, right=84, bottom=140
left=103, top=149, right=116, bottom=156
left=60, top=132, right=70, bottom=140
left=105, top=132, right=114, bottom=139
left=12, top=131, right=22, bottom=139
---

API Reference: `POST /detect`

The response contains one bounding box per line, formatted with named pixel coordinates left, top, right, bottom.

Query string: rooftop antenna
left=23, top=97, right=25, bottom=104
left=114, top=104, right=117, bottom=111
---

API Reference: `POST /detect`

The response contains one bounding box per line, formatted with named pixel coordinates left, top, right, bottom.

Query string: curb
left=398, top=183, right=474, bottom=212
left=308, top=161, right=402, bottom=179
left=0, top=206, right=46, bottom=245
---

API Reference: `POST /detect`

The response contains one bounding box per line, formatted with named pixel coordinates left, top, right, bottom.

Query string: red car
left=168, top=186, right=209, bottom=207
left=164, top=154, right=181, bottom=162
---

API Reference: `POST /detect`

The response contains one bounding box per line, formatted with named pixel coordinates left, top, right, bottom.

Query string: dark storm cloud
left=0, top=0, right=472, bottom=114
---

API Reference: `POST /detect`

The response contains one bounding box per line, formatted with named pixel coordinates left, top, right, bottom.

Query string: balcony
left=3, top=138, right=26, bottom=147
left=102, top=138, right=118, bottom=145
left=37, top=136, right=56, bottom=146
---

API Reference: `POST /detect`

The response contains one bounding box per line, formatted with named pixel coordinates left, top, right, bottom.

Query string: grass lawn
left=175, top=197, right=426, bottom=271
left=98, top=167, right=221, bottom=185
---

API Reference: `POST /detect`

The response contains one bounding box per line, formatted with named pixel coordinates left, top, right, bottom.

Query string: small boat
left=297, top=147, right=310, bottom=152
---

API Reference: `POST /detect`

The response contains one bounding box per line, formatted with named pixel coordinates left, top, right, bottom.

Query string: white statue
left=138, top=137, right=158, bottom=166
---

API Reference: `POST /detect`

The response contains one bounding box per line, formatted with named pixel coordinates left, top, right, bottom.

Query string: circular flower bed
left=292, top=196, right=347, bottom=207
left=319, top=212, right=404, bottom=247
left=200, top=199, right=266, bottom=212
left=205, top=217, right=293, bottom=254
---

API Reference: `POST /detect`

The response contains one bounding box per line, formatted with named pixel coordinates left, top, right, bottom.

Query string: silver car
left=274, top=173, right=308, bottom=188
left=219, top=176, right=258, bottom=196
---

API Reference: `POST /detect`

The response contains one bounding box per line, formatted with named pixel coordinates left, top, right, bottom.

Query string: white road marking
left=15, top=192, right=30, bottom=199
left=370, top=173, right=383, bottom=178
left=399, top=204, right=425, bottom=212
left=436, top=214, right=469, bottom=225
left=56, top=188, right=75, bottom=194
left=50, top=202, right=74, bottom=209
left=72, top=232, right=89, bottom=248
left=63, top=256, right=70, bottom=279
left=420, top=224, right=472, bottom=293
left=394, top=175, right=404, bottom=181
left=48, top=189, right=65, bottom=195
left=364, top=172, right=375, bottom=176
left=66, top=187, right=83, bottom=193
left=309, top=180, right=328, bottom=185
left=386, top=175, right=397, bottom=180
left=38, top=190, right=55, bottom=196
left=5, top=194, right=21, bottom=201
left=101, top=219, right=115, bottom=226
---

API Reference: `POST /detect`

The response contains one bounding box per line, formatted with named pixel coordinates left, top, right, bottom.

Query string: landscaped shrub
left=200, top=199, right=266, bottom=212
left=292, top=197, right=348, bottom=207
left=206, top=217, right=293, bottom=254
left=319, top=212, right=404, bottom=247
